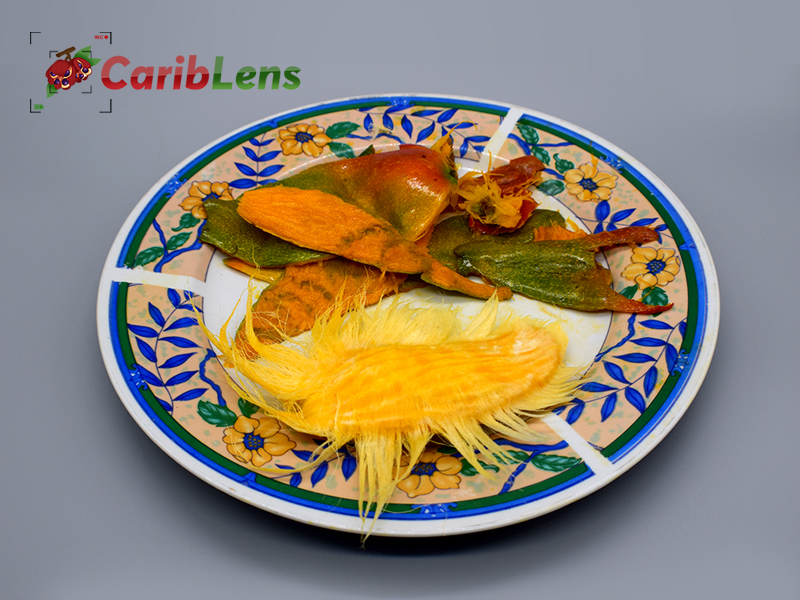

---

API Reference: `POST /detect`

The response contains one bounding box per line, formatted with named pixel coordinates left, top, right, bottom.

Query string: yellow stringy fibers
left=203, top=293, right=579, bottom=528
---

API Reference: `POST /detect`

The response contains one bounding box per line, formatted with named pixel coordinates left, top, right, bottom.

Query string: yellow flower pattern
left=563, top=163, right=617, bottom=202
left=622, top=246, right=681, bottom=289
left=278, top=123, right=332, bottom=157
left=179, top=181, right=234, bottom=219
left=223, top=415, right=296, bottom=468
left=396, top=451, right=463, bottom=498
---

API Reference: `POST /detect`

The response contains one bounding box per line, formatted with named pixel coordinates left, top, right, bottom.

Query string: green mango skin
left=201, top=144, right=456, bottom=268
left=427, top=210, right=567, bottom=273
left=200, top=197, right=330, bottom=268
left=455, top=227, right=670, bottom=313
left=267, top=144, right=457, bottom=242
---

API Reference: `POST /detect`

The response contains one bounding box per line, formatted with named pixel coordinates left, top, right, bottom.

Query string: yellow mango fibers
left=205, top=293, right=578, bottom=527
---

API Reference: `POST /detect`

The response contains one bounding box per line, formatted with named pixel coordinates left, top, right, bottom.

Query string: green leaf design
left=536, top=179, right=565, bottom=196
left=357, top=144, right=376, bottom=157
left=75, top=46, right=102, bottom=66
left=518, top=123, right=540, bottom=146
left=166, top=231, right=191, bottom=251
left=497, top=450, right=529, bottom=464
left=531, top=454, right=582, bottom=472
left=642, top=286, right=670, bottom=306
left=619, top=284, right=638, bottom=300
left=172, top=213, right=201, bottom=232
left=460, top=459, right=479, bottom=477
left=134, top=246, right=164, bottom=266
left=46, top=84, right=57, bottom=98
left=238, top=397, right=260, bottom=418
left=477, top=460, right=500, bottom=473
left=554, top=154, right=575, bottom=174
left=325, top=122, right=361, bottom=139
left=532, top=146, right=551, bottom=165
left=197, top=401, right=238, bottom=427
left=328, top=141, right=355, bottom=159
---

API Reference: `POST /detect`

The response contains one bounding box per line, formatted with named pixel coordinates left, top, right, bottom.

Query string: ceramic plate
left=97, top=94, right=719, bottom=537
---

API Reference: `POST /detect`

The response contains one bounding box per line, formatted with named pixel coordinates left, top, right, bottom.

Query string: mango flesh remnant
left=206, top=295, right=578, bottom=529
left=201, top=196, right=330, bottom=268
left=237, top=185, right=511, bottom=300
left=455, top=227, right=673, bottom=313
left=233, top=257, right=409, bottom=354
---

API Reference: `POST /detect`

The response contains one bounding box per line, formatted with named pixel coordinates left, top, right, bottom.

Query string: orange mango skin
left=268, top=144, right=456, bottom=242
left=237, top=186, right=511, bottom=301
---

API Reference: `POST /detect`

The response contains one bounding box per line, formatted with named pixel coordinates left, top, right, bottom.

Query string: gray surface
left=1, top=2, right=798, bottom=599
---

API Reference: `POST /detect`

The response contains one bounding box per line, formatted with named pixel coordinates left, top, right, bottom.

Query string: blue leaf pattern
left=633, top=337, right=668, bottom=347
left=643, top=366, right=658, bottom=396
left=601, top=393, right=618, bottom=421
left=243, top=147, right=259, bottom=162
left=257, top=150, right=281, bottom=162
left=148, top=303, right=165, bottom=327
left=173, top=388, right=206, bottom=402
left=595, top=201, right=611, bottom=221
left=411, top=109, right=440, bottom=117
left=161, top=336, right=199, bottom=348
left=604, top=361, right=630, bottom=384
left=138, top=366, right=163, bottom=387
left=228, top=178, right=257, bottom=189
left=437, top=108, right=457, bottom=123
left=566, top=402, right=585, bottom=424
left=257, top=164, right=283, bottom=178
left=640, top=319, right=672, bottom=330
left=167, top=289, right=181, bottom=308
left=401, top=115, right=413, bottom=138
left=235, top=162, right=257, bottom=177
left=292, top=450, right=313, bottom=462
left=624, top=387, right=646, bottom=413
left=165, top=317, right=197, bottom=331
left=311, top=461, right=328, bottom=487
left=342, top=455, right=357, bottom=480
left=610, top=208, right=635, bottom=223
left=581, top=382, right=618, bottom=393
left=136, top=338, right=157, bottom=362
left=416, top=121, right=435, bottom=143
left=164, top=370, right=198, bottom=387
left=159, top=353, right=195, bottom=369
left=616, top=353, right=657, bottom=363
left=129, top=324, right=158, bottom=338
left=665, top=344, right=678, bottom=373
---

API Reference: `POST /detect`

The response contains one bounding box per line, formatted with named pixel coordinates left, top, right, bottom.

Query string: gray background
left=1, top=1, right=798, bottom=598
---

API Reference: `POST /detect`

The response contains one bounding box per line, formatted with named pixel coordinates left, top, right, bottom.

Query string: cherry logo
left=46, top=47, right=92, bottom=91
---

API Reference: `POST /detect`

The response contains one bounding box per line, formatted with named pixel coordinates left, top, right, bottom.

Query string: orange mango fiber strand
left=204, top=294, right=579, bottom=528
left=237, top=186, right=512, bottom=301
